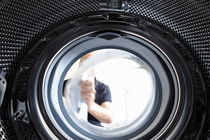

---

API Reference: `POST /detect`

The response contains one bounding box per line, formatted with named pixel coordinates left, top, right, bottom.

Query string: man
left=79, top=53, right=113, bottom=126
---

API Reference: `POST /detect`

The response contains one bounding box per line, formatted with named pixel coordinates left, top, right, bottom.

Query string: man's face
left=79, top=52, right=96, bottom=82
left=79, top=53, right=94, bottom=66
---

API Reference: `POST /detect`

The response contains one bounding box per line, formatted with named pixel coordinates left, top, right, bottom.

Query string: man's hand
left=80, top=80, right=96, bottom=107
left=80, top=80, right=112, bottom=124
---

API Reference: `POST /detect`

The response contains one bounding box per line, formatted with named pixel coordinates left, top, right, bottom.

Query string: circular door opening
left=62, top=49, right=156, bottom=136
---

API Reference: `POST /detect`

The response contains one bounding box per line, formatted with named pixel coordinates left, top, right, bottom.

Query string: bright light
left=94, top=58, right=154, bottom=127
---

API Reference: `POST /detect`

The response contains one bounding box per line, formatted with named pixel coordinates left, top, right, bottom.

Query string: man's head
left=80, top=52, right=94, bottom=65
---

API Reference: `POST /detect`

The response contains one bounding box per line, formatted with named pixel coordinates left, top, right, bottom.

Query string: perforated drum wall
left=0, top=0, right=210, bottom=139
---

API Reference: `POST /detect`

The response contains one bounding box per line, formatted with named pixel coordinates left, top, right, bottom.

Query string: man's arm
left=88, top=101, right=112, bottom=123
left=80, top=80, right=112, bottom=124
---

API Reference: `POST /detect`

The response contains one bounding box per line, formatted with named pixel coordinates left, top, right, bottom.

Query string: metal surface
left=0, top=69, right=6, bottom=108
left=0, top=0, right=209, bottom=139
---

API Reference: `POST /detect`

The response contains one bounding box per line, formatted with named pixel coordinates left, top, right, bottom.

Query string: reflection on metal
left=0, top=69, right=6, bottom=108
